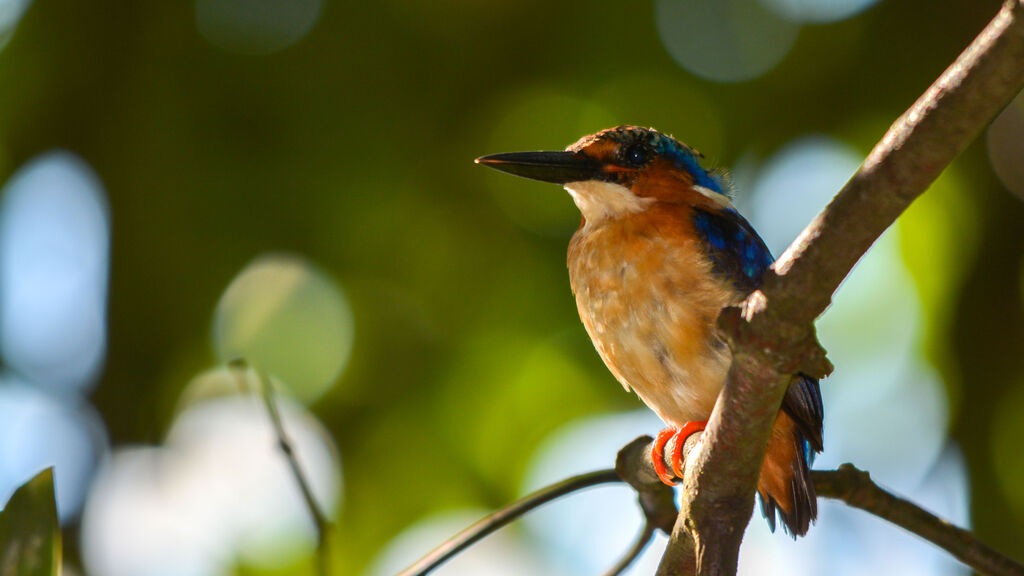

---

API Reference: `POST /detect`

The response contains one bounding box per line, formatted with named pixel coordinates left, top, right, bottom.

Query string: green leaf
left=0, top=468, right=62, bottom=576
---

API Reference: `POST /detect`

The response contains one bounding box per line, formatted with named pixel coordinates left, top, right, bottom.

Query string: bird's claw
left=650, top=420, right=708, bottom=486
left=652, top=428, right=677, bottom=485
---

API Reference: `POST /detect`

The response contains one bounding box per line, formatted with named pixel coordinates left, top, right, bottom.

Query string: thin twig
left=600, top=523, right=657, bottom=576
left=395, top=470, right=621, bottom=576
left=229, top=359, right=333, bottom=576
left=813, top=464, right=1024, bottom=576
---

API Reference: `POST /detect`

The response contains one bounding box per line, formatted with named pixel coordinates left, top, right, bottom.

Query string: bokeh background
left=0, top=0, right=1022, bottom=574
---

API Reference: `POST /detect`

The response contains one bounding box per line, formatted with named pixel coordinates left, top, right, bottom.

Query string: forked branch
left=395, top=437, right=1023, bottom=576
left=664, top=1, right=1024, bottom=574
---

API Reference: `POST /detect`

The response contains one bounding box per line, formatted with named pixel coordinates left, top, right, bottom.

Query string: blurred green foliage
left=1, top=0, right=1023, bottom=574
left=0, top=469, right=62, bottom=576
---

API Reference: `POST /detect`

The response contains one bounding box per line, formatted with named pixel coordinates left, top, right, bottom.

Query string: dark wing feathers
left=782, top=375, right=824, bottom=453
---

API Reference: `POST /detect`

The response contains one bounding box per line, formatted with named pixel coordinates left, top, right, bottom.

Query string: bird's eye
left=623, top=145, right=648, bottom=167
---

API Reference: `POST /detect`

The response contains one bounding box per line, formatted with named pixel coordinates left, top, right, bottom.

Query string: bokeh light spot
left=196, top=0, right=322, bottom=55
left=741, top=136, right=861, bottom=256
left=761, top=0, right=881, bottom=24
left=0, top=150, right=110, bottom=394
left=367, top=509, right=557, bottom=576
left=81, top=447, right=227, bottom=576
left=655, top=0, right=800, bottom=83
left=81, top=393, right=341, bottom=576
left=213, top=253, right=354, bottom=403
left=0, top=377, right=108, bottom=522
left=175, top=366, right=250, bottom=413
left=166, top=393, right=341, bottom=566
left=0, top=0, right=31, bottom=50
left=523, top=411, right=667, bottom=576
left=986, top=90, right=1024, bottom=202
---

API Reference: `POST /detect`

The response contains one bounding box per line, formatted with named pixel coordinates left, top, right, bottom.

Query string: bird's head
left=477, top=126, right=731, bottom=224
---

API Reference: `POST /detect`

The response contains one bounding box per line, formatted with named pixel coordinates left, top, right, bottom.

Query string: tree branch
left=617, top=437, right=1024, bottom=576
left=660, top=2, right=1024, bottom=574
left=400, top=439, right=1023, bottom=576
left=813, top=465, right=1024, bottom=576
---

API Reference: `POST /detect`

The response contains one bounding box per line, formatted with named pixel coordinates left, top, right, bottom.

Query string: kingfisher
left=476, top=126, right=824, bottom=536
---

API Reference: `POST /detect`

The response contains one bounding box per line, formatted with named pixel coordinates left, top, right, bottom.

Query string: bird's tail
left=757, top=410, right=817, bottom=537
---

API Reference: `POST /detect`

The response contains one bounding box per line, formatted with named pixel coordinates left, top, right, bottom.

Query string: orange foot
left=651, top=420, right=708, bottom=485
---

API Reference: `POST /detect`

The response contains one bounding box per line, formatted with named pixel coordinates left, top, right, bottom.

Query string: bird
left=476, top=125, right=824, bottom=537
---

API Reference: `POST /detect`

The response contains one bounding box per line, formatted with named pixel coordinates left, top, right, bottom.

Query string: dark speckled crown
left=569, top=126, right=727, bottom=195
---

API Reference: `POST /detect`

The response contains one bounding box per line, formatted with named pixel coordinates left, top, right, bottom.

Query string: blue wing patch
left=692, top=208, right=774, bottom=291
left=693, top=205, right=825, bottom=537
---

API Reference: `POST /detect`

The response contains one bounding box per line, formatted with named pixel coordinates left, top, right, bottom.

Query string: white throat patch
left=564, top=180, right=654, bottom=227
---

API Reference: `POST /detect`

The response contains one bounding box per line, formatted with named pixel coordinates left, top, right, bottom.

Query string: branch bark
left=398, top=441, right=1022, bottom=576
left=619, top=437, right=1024, bottom=576
left=812, top=465, right=1024, bottom=576
left=659, top=1, right=1024, bottom=574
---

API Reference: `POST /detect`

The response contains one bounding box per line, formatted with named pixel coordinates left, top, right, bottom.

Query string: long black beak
left=475, top=151, right=602, bottom=184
